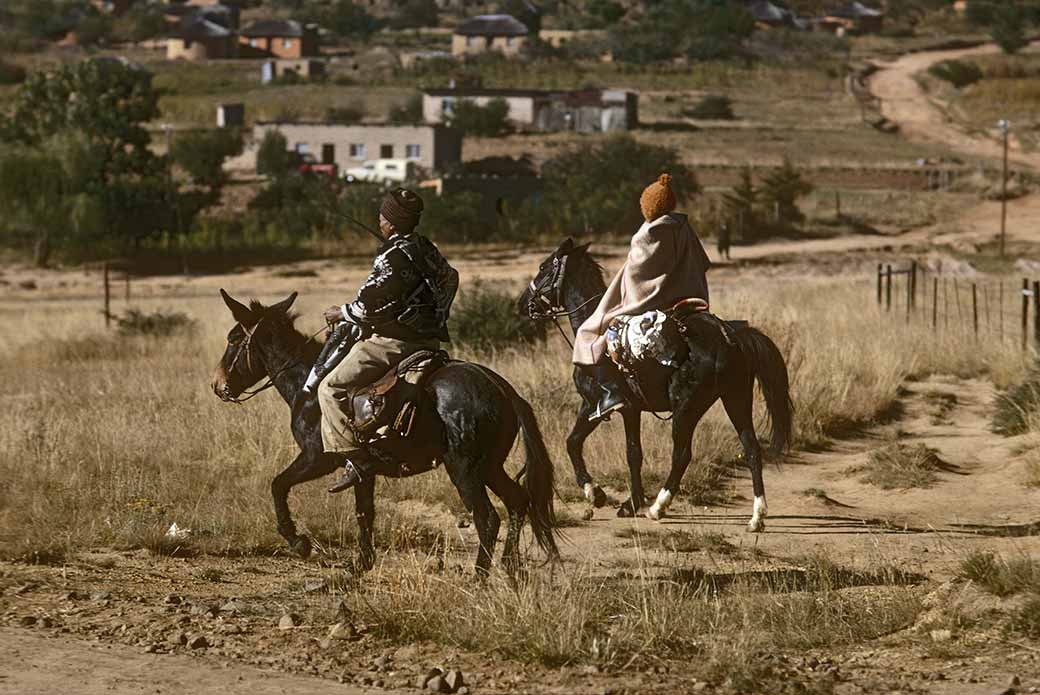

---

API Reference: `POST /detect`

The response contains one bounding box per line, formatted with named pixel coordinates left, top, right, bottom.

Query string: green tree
left=389, top=93, right=423, bottom=124
left=537, top=135, right=700, bottom=236
left=760, top=158, right=813, bottom=227
left=170, top=128, right=244, bottom=189
left=586, top=0, right=626, bottom=25
left=721, top=166, right=758, bottom=241
left=256, top=130, right=291, bottom=179
left=609, top=0, right=753, bottom=64
left=391, top=0, right=439, bottom=29
left=447, top=99, right=512, bottom=137
left=991, top=4, right=1029, bottom=55
left=295, top=0, right=382, bottom=39
left=128, top=6, right=170, bottom=42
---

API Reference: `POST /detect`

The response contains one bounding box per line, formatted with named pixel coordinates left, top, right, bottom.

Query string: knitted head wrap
left=639, top=173, right=677, bottom=222
left=380, top=188, right=423, bottom=232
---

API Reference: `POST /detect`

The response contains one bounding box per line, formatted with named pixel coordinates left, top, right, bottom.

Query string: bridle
left=221, top=318, right=323, bottom=404
left=525, top=254, right=602, bottom=349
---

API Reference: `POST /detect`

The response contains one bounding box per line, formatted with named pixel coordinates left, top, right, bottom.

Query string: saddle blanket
left=606, top=310, right=681, bottom=368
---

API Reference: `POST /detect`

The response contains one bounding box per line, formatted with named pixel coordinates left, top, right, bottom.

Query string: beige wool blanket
left=572, top=213, right=711, bottom=366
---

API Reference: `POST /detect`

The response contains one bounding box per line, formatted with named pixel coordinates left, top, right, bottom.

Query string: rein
left=225, top=320, right=326, bottom=404
left=526, top=255, right=602, bottom=348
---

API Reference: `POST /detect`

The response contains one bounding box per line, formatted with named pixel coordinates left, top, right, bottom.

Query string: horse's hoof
left=746, top=519, right=766, bottom=533
left=617, top=499, right=640, bottom=518
left=290, top=535, right=312, bottom=559
left=355, top=553, right=375, bottom=573
left=646, top=507, right=664, bottom=521
left=592, top=486, right=607, bottom=508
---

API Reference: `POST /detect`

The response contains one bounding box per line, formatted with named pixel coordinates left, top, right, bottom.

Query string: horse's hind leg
left=446, top=458, right=501, bottom=576
left=271, top=452, right=341, bottom=558
left=486, top=465, right=530, bottom=577
left=722, top=376, right=767, bottom=533
left=617, top=407, right=645, bottom=518
left=567, top=403, right=608, bottom=507
left=353, top=478, right=377, bottom=570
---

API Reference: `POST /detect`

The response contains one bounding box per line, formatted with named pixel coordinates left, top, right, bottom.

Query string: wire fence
left=876, top=261, right=1040, bottom=349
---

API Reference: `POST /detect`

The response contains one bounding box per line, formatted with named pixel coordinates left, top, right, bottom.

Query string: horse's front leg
left=567, top=403, right=608, bottom=507
left=647, top=392, right=716, bottom=521
left=271, top=451, right=340, bottom=558
left=353, top=477, right=376, bottom=571
left=617, top=407, right=645, bottom=518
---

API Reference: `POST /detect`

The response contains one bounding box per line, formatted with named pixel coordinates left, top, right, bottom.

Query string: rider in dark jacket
left=312, top=188, right=458, bottom=493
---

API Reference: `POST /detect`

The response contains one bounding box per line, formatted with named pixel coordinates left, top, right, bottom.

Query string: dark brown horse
left=520, top=239, right=792, bottom=530
left=211, top=290, right=559, bottom=574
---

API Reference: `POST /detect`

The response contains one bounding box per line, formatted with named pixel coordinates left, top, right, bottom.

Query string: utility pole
left=998, top=119, right=1010, bottom=258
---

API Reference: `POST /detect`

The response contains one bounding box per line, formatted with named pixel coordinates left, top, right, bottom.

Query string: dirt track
left=869, top=42, right=1040, bottom=170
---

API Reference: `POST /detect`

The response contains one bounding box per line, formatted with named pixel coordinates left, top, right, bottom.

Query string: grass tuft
left=959, top=552, right=1040, bottom=597
left=859, top=442, right=946, bottom=489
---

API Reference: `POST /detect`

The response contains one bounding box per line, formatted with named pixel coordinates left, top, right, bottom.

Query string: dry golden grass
left=0, top=273, right=1028, bottom=563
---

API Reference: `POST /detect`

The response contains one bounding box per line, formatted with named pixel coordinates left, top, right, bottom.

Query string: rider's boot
left=581, top=358, right=627, bottom=422
left=328, top=451, right=375, bottom=493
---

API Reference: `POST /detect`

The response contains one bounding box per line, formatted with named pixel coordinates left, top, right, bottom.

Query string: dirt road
left=869, top=42, right=1040, bottom=170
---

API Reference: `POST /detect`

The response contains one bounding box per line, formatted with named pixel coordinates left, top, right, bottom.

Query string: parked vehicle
left=344, top=159, right=416, bottom=186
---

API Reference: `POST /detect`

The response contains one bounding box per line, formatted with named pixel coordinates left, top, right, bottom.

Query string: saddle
left=349, top=350, right=450, bottom=444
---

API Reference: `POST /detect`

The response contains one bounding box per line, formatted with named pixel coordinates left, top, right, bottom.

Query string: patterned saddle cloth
left=348, top=350, right=450, bottom=443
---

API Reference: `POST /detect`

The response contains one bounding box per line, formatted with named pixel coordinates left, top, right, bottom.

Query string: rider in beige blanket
left=572, top=173, right=712, bottom=421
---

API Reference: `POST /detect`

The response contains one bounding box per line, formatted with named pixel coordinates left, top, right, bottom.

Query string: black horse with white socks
left=520, top=239, right=793, bottom=530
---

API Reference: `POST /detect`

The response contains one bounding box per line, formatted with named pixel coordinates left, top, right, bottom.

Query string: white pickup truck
left=344, top=159, right=416, bottom=186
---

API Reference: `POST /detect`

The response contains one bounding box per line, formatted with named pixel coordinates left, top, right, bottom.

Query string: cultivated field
left=2, top=249, right=1039, bottom=694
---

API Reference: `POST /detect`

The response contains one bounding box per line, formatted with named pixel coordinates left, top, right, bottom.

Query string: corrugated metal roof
left=453, top=14, right=529, bottom=37
left=171, top=16, right=231, bottom=40
left=240, top=19, right=307, bottom=38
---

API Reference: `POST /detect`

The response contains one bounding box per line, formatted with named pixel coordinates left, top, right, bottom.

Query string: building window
left=465, top=36, right=473, bottom=47
left=283, top=38, right=293, bottom=49
left=506, top=36, right=513, bottom=46
left=249, top=38, right=258, bottom=47
left=349, top=143, right=366, bottom=159
left=442, top=98, right=455, bottom=116
left=405, top=144, right=421, bottom=160
left=184, top=40, right=193, bottom=49
left=295, top=143, right=310, bottom=155
left=380, top=144, right=394, bottom=158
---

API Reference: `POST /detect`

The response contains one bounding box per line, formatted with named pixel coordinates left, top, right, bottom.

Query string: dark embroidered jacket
left=347, top=233, right=459, bottom=342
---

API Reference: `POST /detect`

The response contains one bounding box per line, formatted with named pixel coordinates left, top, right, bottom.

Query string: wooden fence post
left=944, top=278, right=950, bottom=330
left=1033, top=281, right=1040, bottom=349
left=1000, top=281, right=1005, bottom=341
left=886, top=264, right=892, bottom=312
left=877, top=263, right=883, bottom=306
left=103, top=262, right=111, bottom=329
left=954, top=279, right=963, bottom=323
left=910, top=260, right=918, bottom=309
left=932, top=277, right=938, bottom=330
left=972, top=283, right=979, bottom=338
left=124, top=270, right=131, bottom=303
left=1023, top=278, right=1030, bottom=350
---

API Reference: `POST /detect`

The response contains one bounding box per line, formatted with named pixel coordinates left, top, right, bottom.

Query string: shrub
left=959, top=552, right=1040, bottom=597
left=447, top=98, right=512, bottom=137
left=448, top=281, right=546, bottom=351
left=390, top=0, right=439, bottom=29
left=389, top=93, right=423, bottom=124
left=993, top=360, right=1040, bottom=435
left=116, top=309, right=197, bottom=337
left=991, top=4, right=1029, bottom=55
left=859, top=442, right=944, bottom=489
left=683, top=94, right=735, bottom=120
left=928, top=59, right=983, bottom=88
left=421, top=191, right=486, bottom=244
left=326, top=105, right=365, bottom=124
left=0, top=60, right=27, bottom=85
left=1012, top=595, right=1040, bottom=639
left=170, top=128, right=243, bottom=189
left=256, top=130, right=290, bottom=179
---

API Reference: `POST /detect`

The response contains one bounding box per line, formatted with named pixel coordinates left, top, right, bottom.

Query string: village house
left=90, top=0, right=136, bottom=15
left=451, top=14, right=529, bottom=57
left=166, top=16, right=236, bottom=60
left=252, top=123, right=463, bottom=174
left=239, top=19, right=318, bottom=59
left=422, top=87, right=638, bottom=133
left=260, top=59, right=326, bottom=84
left=820, top=1, right=884, bottom=34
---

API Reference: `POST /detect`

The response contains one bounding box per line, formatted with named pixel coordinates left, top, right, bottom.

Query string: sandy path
left=869, top=42, right=1040, bottom=170
left=0, top=628, right=386, bottom=695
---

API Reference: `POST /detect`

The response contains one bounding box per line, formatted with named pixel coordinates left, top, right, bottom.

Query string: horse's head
left=519, top=237, right=592, bottom=319
left=212, top=289, right=298, bottom=402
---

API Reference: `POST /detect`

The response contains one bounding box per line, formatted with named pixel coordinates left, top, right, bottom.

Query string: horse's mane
left=571, top=244, right=606, bottom=287
left=248, top=299, right=322, bottom=357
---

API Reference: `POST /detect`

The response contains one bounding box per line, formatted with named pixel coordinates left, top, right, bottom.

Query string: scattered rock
left=167, top=631, right=187, bottom=646
left=303, top=579, right=327, bottom=594
left=188, top=635, right=209, bottom=650
left=39, top=616, right=53, bottom=628
left=327, top=621, right=358, bottom=641
left=278, top=613, right=301, bottom=630
left=457, top=688, right=469, bottom=695
left=18, top=280, right=37, bottom=290
left=163, top=594, right=183, bottom=605
left=90, top=590, right=112, bottom=601
left=18, top=615, right=37, bottom=627
left=373, top=655, right=390, bottom=670
left=444, top=670, right=464, bottom=692
left=427, top=674, right=449, bottom=693
left=190, top=604, right=218, bottom=617
left=456, top=515, right=471, bottom=529
left=418, top=668, right=442, bottom=690
left=220, top=600, right=245, bottom=614
left=930, top=629, right=953, bottom=643
left=60, top=591, right=82, bottom=601
left=582, top=508, right=595, bottom=521
left=692, top=683, right=710, bottom=692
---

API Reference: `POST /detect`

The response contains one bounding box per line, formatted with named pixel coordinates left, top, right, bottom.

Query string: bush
left=0, top=60, right=27, bottom=85
left=959, top=552, right=1040, bottom=597
left=447, top=98, right=512, bottom=137
left=170, top=128, right=243, bottom=189
left=993, top=360, right=1040, bottom=435
left=928, top=59, right=983, bottom=88
left=421, top=191, right=486, bottom=244
left=256, top=130, right=290, bottom=179
left=609, top=0, right=753, bottom=64
left=390, top=0, right=439, bottom=29
left=448, top=281, right=546, bottom=351
left=683, top=94, right=735, bottom=120
left=116, top=309, right=197, bottom=337
left=389, top=93, right=423, bottom=124
left=326, top=105, right=365, bottom=124
left=991, top=4, right=1029, bottom=55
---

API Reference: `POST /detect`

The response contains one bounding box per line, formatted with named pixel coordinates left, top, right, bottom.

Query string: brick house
left=239, top=19, right=318, bottom=59
left=252, top=123, right=463, bottom=174
left=167, top=16, right=235, bottom=60
left=451, top=14, right=529, bottom=57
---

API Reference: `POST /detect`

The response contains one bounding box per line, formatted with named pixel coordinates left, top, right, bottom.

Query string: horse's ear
left=574, top=242, right=591, bottom=255
left=270, top=291, right=298, bottom=315
left=556, top=237, right=574, bottom=256
left=220, top=289, right=253, bottom=325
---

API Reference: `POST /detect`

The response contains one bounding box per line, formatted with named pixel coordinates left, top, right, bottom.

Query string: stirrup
left=328, top=460, right=364, bottom=494
left=589, top=397, right=625, bottom=423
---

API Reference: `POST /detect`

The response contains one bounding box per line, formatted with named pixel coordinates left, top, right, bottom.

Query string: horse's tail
left=512, top=392, right=561, bottom=559
left=732, top=326, right=794, bottom=454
